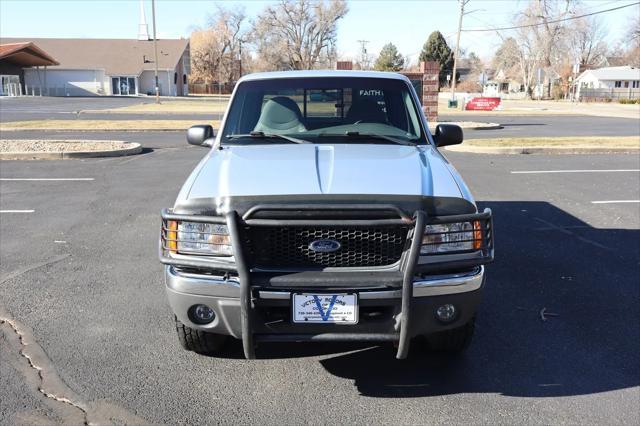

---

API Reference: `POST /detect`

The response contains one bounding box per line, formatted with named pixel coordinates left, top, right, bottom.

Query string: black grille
left=245, top=226, right=409, bottom=268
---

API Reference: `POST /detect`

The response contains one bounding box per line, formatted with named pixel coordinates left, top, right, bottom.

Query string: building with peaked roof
left=0, top=37, right=190, bottom=96
left=0, top=42, right=59, bottom=96
left=1, top=0, right=190, bottom=97
left=574, top=66, right=640, bottom=100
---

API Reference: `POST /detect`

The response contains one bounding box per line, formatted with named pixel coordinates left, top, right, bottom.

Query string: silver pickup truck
left=160, top=71, right=494, bottom=359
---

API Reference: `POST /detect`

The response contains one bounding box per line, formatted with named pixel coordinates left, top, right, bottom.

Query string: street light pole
left=238, top=40, right=243, bottom=79
left=151, top=0, right=160, bottom=103
left=450, top=0, right=467, bottom=102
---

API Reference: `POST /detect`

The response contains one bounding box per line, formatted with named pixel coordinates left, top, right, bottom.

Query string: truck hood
left=185, top=144, right=463, bottom=200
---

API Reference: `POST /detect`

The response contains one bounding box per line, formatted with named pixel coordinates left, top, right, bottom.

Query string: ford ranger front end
left=159, top=71, right=494, bottom=359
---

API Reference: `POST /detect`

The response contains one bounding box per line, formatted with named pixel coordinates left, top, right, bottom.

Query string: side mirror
left=187, top=125, right=216, bottom=147
left=434, top=124, right=463, bottom=147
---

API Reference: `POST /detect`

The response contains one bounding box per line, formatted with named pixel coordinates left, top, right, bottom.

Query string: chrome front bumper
left=166, top=265, right=483, bottom=299
left=165, top=265, right=485, bottom=341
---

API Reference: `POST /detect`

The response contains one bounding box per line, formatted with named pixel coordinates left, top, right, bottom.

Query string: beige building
left=0, top=37, right=190, bottom=96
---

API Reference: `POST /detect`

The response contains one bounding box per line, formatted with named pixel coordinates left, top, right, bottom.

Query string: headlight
left=421, top=221, right=481, bottom=254
left=167, top=221, right=232, bottom=256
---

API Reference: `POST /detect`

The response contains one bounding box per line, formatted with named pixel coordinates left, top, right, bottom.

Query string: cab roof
left=238, top=70, right=410, bottom=83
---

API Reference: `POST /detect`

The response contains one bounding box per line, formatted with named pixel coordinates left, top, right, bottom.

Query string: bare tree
left=625, top=12, right=640, bottom=45
left=510, top=0, right=580, bottom=97
left=513, top=24, right=540, bottom=97
left=492, top=37, right=520, bottom=72
left=519, top=0, right=576, bottom=68
left=190, top=5, right=247, bottom=84
left=571, top=14, right=607, bottom=66
left=250, top=0, right=348, bottom=71
left=623, top=12, right=640, bottom=66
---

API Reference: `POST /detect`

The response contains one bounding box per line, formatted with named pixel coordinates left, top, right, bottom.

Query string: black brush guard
left=160, top=206, right=494, bottom=359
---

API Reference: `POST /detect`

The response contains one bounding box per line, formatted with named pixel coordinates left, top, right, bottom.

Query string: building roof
left=0, top=42, right=59, bottom=66
left=578, top=66, right=640, bottom=81
left=0, top=37, right=188, bottom=76
left=239, top=70, right=410, bottom=83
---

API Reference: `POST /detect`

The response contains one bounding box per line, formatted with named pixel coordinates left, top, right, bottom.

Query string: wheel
left=174, top=316, right=227, bottom=355
left=426, top=317, right=475, bottom=354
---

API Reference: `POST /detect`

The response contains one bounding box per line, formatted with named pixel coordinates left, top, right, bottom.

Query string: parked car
left=159, top=70, right=494, bottom=359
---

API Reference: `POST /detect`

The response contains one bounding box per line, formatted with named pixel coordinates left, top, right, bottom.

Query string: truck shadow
left=312, top=200, right=639, bottom=398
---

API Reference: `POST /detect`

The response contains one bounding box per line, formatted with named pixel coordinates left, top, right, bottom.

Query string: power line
left=461, top=1, right=639, bottom=32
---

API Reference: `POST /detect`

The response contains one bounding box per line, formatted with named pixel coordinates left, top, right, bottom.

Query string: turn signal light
left=167, top=220, right=178, bottom=253
left=473, top=220, right=482, bottom=250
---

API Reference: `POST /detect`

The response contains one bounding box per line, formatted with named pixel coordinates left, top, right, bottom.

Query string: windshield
left=221, top=77, right=425, bottom=145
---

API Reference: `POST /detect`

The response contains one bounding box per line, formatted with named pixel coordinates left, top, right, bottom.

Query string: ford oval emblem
left=309, top=239, right=341, bottom=253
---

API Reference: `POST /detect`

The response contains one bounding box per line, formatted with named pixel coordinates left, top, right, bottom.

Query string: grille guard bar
left=159, top=207, right=493, bottom=359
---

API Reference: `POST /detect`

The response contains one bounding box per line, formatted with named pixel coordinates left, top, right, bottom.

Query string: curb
left=0, top=143, right=142, bottom=160
left=469, top=124, right=503, bottom=130
left=430, top=122, right=503, bottom=131
left=444, top=145, right=640, bottom=154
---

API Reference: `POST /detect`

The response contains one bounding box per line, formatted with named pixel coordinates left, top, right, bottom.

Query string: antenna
left=138, top=0, right=150, bottom=41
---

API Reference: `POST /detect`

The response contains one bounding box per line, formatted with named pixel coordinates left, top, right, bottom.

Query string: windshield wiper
left=319, top=131, right=417, bottom=146
left=226, top=131, right=311, bottom=144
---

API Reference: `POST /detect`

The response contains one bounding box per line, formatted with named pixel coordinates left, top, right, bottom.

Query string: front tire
left=426, top=317, right=475, bottom=353
left=174, top=316, right=227, bottom=355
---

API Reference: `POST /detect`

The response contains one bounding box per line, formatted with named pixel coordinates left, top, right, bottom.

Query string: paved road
left=1, top=139, right=638, bottom=424
left=0, top=96, right=224, bottom=122
left=440, top=114, right=640, bottom=138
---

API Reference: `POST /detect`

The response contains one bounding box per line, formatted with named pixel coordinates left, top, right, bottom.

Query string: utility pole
left=151, top=0, right=160, bottom=103
left=450, top=0, right=469, bottom=103
left=357, top=40, right=370, bottom=70
left=238, top=40, right=243, bottom=79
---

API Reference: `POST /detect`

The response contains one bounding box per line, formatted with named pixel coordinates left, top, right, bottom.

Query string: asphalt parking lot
left=0, top=96, right=225, bottom=122
left=1, top=131, right=639, bottom=423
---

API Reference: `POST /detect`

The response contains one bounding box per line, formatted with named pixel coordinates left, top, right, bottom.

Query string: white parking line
left=0, top=178, right=94, bottom=181
left=591, top=200, right=640, bottom=204
left=511, top=169, right=640, bottom=174
left=0, top=210, right=35, bottom=213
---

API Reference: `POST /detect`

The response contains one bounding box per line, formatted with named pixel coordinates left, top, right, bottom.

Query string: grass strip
left=0, top=120, right=220, bottom=131
left=464, top=136, right=640, bottom=148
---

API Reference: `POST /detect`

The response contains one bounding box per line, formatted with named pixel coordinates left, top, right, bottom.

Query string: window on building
left=174, top=72, right=178, bottom=84
left=615, top=81, right=622, bottom=88
left=624, top=81, right=629, bottom=88
left=633, top=81, right=639, bottom=88
left=183, top=74, right=187, bottom=84
left=111, top=76, right=136, bottom=95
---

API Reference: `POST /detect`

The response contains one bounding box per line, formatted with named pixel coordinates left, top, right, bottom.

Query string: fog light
left=435, top=304, right=457, bottom=323
left=189, top=304, right=215, bottom=324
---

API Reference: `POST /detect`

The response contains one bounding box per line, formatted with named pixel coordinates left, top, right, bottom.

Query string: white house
left=575, top=66, right=640, bottom=100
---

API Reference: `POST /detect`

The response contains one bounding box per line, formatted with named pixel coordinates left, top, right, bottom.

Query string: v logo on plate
left=312, top=295, right=338, bottom=321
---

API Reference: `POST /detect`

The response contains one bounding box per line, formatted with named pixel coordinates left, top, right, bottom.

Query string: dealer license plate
left=292, top=293, right=358, bottom=324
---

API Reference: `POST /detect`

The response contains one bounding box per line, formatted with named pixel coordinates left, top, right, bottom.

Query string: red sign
left=465, top=97, right=501, bottom=111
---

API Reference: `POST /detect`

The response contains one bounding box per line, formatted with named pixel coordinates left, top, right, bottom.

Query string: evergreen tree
left=419, top=31, right=454, bottom=87
left=373, top=43, right=405, bottom=71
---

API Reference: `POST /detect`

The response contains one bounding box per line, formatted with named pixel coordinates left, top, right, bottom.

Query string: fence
left=579, top=88, right=640, bottom=102
left=190, top=82, right=236, bottom=95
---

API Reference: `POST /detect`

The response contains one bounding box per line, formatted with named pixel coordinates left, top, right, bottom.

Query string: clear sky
left=1, top=0, right=636, bottom=65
